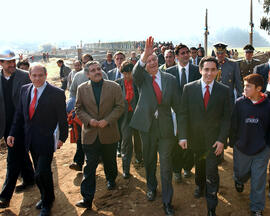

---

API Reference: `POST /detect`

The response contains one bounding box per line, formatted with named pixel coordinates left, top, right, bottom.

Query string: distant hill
left=209, top=27, right=270, bottom=47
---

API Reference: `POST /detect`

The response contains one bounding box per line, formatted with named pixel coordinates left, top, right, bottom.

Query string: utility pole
left=249, top=0, right=254, bottom=45
left=204, top=8, right=209, bottom=56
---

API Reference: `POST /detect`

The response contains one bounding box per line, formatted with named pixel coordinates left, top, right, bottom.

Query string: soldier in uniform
left=238, top=44, right=260, bottom=87
left=214, top=43, right=243, bottom=105
left=214, top=43, right=243, bottom=165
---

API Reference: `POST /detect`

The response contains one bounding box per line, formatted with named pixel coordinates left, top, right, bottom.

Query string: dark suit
left=166, top=63, right=201, bottom=174
left=130, top=62, right=181, bottom=204
left=10, top=82, right=68, bottom=208
left=0, top=69, right=34, bottom=203
left=254, top=62, right=269, bottom=92
left=179, top=80, right=231, bottom=210
left=116, top=78, right=142, bottom=173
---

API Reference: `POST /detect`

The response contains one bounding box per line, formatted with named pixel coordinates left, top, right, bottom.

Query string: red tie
left=204, top=85, right=210, bottom=109
left=152, top=75, right=162, bottom=104
left=29, top=88, right=37, bottom=120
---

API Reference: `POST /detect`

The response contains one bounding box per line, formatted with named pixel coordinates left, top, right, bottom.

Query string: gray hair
left=84, top=61, right=100, bottom=73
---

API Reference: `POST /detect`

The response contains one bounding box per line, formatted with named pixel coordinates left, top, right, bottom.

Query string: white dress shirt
left=201, top=78, right=214, bottom=97
left=30, top=82, right=47, bottom=108
left=178, top=62, right=189, bottom=85
left=139, top=59, right=162, bottom=90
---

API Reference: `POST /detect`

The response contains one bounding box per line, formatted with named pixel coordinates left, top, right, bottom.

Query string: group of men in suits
left=0, top=38, right=270, bottom=216
left=0, top=49, right=68, bottom=216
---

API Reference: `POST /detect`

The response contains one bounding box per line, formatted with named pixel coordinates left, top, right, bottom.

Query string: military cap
left=243, top=44, right=255, bottom=52
left=0, top=49, right=17, bottom=61
left=213, top=43, right=228, bottom=53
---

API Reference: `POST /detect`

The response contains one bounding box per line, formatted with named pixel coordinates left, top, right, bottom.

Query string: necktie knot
left=152, top=75, right=156, bottom=80
left=206, top=85, right=209, bottom=90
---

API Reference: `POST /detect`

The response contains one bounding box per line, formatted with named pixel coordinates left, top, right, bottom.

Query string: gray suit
left=130, top=62, right=180, bottom=204
left=218, top=58, right=243, bottom=103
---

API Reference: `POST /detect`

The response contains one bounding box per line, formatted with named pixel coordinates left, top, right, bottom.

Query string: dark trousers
left=0, top=136, right=34, bottom=201
left=172, top=142, right=194, bottom=173
left=194, top=150, right=219, bottom=210
left=61, top=80, right=67, bottom=91
left=81, top=139, right=117, bottom=202
left=30, top=149, right=54, bottom=207
left=121, top=127, right=142, bottom=174
left=73, top=125, right=84, bottom=166
left=140, top=119, right=174, bottom=204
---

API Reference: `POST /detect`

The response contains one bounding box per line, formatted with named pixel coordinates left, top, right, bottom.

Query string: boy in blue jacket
left=230, top=73, right=270, bottom=216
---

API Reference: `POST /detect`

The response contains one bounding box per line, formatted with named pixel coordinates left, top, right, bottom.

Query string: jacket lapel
left=12, top=70, right=21, bottom=98
left=99, top=80, right=109, bottom=112
left=33, top=83, right=49, bottom=117
left=196, top=80, right=205, bottom=112
left=188, top=64, right=194, bottom=82
left=87, top=81, right=98, bottom=114
left=206, top=81, right=218, bottom=111
left=160, top=71, right=167, bottom=100
left=25, top=84, right=33, bottom=120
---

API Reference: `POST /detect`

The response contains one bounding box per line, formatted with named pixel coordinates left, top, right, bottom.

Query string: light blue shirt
left=30, top=82, right=47, bottom=108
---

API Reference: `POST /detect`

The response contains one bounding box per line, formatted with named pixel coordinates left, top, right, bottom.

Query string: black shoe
left=15, top=181, right=35, bottom=193
left=207, top=209, right=216, bottom=216
left=36, top=200, right=43, bottom=210
left=163, top=203, right=174, bottom=215
left=194, top=186, right=204, bottom=198
left=75, top=200, right=92, bottom=209
left=146, top=190, right=156, bottom=201
left=183, top=170, right=192, bottom=178
left=39, top=206, right=51, bottom=216
left=69, top=163, right=82, bottom=171
left=123, top=173, right=131, bottom=179
left=117, top=150, right=121, bottom=158
left=173, top=172, right=182, bottom=183
left=0, top=197, right=9, bottom=208
left=251, top=211, right=263, bottom=216
left=107, top=181, right=116, bottom=190
left=235, top=181, right=244, bottom=193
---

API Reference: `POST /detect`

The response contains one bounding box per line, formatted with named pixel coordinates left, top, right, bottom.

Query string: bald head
left=29, top=64, right=47, bottom=87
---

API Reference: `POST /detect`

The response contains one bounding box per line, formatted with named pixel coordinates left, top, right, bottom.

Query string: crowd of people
left=0, top=36, right=270, bottom=216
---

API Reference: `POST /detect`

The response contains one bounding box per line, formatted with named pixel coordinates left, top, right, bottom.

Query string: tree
left=260, top=0, right=270, bottom=34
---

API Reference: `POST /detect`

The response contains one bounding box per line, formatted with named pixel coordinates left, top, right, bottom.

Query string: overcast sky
left=1, top=0, right=269, bottom=46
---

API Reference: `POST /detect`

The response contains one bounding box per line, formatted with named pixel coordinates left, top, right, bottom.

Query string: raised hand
left=141, top=36, right=155, bottom=64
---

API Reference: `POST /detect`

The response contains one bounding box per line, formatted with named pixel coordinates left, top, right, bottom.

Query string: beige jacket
left=75, top=80, right=124, bottom=144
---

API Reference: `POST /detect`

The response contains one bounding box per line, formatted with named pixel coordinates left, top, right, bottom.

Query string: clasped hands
left=90, top=119, right=108, bottom=128
left=179, top=140, right=224, bottom=156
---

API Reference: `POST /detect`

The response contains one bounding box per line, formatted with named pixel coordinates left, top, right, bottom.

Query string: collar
left=201, top=78, right=214, bottom=89
left=178, top=62, right=189, bottom=72
left=248, top=92, right=267, bottom=105
left=33, top=81, right=47, bottom=92
left=152, top=70, right=161, bottom=79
